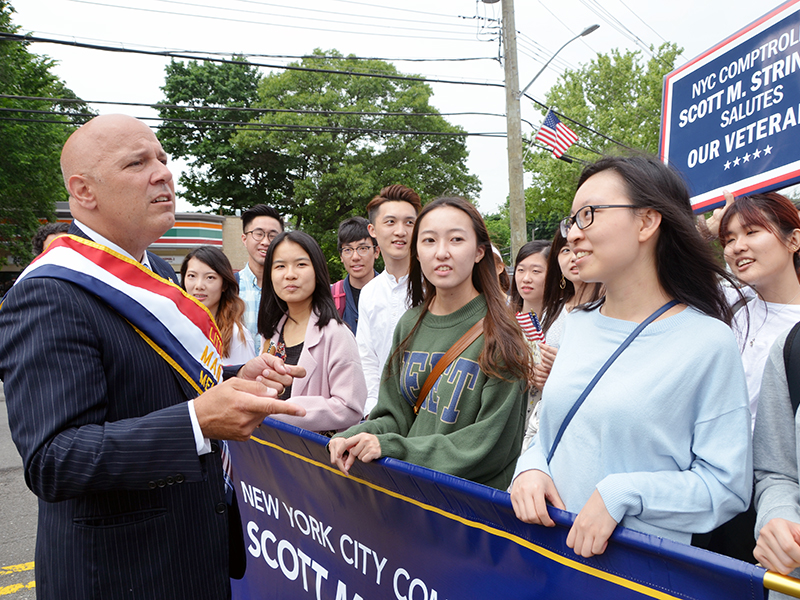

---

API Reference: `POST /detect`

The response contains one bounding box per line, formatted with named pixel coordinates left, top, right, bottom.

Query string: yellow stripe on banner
left=250, top=437, right=682, bottom=600
left=0, top=581, right=36, bottom=596
left=0, top=563, right=34, bottom=576
left=128, top=322, right=204, bottom=395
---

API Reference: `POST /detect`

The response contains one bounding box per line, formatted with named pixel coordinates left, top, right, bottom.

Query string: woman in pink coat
left=258, top=231, right=366, bottom=435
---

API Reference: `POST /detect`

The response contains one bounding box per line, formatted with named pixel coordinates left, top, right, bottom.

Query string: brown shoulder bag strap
left=414, top=318, right=485, bottom=415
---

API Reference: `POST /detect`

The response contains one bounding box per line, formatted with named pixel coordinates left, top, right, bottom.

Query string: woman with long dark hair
left=540, top=228, right=605, bottom=345
left=529, top=231, right=605, bottom=391
left=258, top=231, right=366, bottom=434
left=180, top=246, right=254, bottom=364
left=508, top=240, right=550, bottom=450
left=511, top=155, right=751, bottom=557
left=329, top=197, right=530, bottom=490
left=509, top=240, right=550, bottom=337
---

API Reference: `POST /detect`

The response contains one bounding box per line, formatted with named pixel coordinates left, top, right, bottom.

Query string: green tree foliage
left=484, top=213, right=510, bottom=256
left=157, top=56, right=299, bottom=214
left=523, top=43, right=682, bottom=238
left=235, top=49, right=481, bottom=280
left=0, top=0, right=88, bottom=267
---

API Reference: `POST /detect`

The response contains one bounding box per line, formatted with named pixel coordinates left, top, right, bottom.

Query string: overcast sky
left=10, top=0, right=775, bottom=214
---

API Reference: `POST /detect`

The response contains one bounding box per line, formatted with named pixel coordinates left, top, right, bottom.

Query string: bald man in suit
left=0, top=114, right=305, bottom=599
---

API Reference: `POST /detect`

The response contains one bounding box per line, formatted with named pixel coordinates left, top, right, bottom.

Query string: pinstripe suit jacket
left=0, top=226, right=231, bottom=599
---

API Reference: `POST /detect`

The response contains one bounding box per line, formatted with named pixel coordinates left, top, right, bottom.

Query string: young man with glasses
left=239, top=204, right=284, bottom=351
left=331, top=216, right=380, bottom=334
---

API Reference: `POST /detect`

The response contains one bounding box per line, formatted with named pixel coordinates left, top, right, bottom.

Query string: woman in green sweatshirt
left=329, top=197, right=530, bottom=490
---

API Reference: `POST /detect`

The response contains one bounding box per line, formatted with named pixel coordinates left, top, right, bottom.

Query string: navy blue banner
left=661, top=1, right=800, bottom=213
left=229, top=419, right=768, bottom=600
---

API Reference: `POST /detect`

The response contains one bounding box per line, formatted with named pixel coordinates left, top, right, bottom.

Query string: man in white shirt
left=356, top=184, right=422, bottom=416
left=238, top=204, right=284, bottom=351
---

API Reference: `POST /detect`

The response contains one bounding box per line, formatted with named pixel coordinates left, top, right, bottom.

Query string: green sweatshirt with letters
left=336, top=294, right=526, bottom=490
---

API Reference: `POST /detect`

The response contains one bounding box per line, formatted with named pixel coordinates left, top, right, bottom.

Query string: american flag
left=535, top=110, right=578, bottom=158
left=516, top=311, right=545, bottom=345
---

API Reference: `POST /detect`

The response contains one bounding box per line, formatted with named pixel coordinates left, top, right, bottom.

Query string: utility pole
left=500, top=0, right=527, bottom=258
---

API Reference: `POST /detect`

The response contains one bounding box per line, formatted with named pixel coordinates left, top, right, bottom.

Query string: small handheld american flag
left=516, top=311, right=545, bottom=345
left=535, top=110, right=579, bottom=158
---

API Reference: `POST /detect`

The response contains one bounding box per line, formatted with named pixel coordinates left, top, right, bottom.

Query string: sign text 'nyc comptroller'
left=661, top=1, right=800, bottom=212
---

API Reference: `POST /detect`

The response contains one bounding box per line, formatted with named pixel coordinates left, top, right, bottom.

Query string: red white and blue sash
left=11, top=234, right=223, bottom=394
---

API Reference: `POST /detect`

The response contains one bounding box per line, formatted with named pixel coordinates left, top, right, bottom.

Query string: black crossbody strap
left=546, top=300, right=678, bottom=464
left=783, top=321, right=800, bottom=417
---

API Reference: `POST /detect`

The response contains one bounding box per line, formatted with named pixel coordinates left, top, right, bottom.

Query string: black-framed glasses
left=245, top=228, right=280, bottom=242
left=559, top=205, right=635, bottom=237
left=340, top=244, right=377, bottom=258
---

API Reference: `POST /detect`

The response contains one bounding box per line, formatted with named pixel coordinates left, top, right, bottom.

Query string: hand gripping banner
left=228, top=420, right=786, bottom=600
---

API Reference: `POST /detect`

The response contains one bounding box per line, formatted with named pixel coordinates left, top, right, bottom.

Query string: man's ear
left=67, top=174, right=98, bottom=211
left=367, top=222, right=376, bottom=239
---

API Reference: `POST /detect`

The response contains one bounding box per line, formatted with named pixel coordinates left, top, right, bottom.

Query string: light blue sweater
left=514, top=306, right=753, bottom=544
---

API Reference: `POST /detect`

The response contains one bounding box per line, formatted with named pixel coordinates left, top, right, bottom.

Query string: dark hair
left=366, top=184, right=422, bottom=224
left=180, top=246, right=246, bottom=357
left=540, top=228, right=604, bottom=335
left=509, top=240, right=551, bottom=314
left=576, top=155, right=736, bottom=323
left=32, top=222, right=69, bottom=255
left=493, top=251, right=511, bottom=293
left=337, top=216, right=377, bottom=250
left=241, top=204, right=284, bottom=232
left=719, top=192, right=800, bottom=273
left=257, top=231, right=343, bottom=338
left=390, top=197, right=531, bottom=383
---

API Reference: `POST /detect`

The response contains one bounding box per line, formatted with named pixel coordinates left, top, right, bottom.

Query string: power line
left=578, top=0, right=672, bottom=70
left=0, top=94, right=508, bottom=120
left=520, top=92, right=632, bottom=151
left=66, top=0, right=486, bottom=42
left=517, top=31, right=575, bottom=72
left=323, top=0, right=465, bottom=20
left=146, top=0, right=478, bottom=33
left=616, top=0, right=667, bottom=44
left=1, top=33, right=507, bottom=89
left=2, top=95, right=609, bottom=151
left=3, top=34, right=630, bottom=151
left=524, top=138, right=590, bottom=165
left=536, top=0, right=600, bottom=57
left=615, top=0, right=686, bottom=61
left=0, top=110, right=506, bottom=138
left=27, top=29, right=498, bottom=63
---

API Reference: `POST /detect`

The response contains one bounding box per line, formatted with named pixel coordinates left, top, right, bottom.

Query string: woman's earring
left=560, top=275, right=566, bottom=289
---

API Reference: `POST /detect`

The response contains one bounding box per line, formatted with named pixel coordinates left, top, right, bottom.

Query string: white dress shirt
left=355, top=270, right=410, bottom=416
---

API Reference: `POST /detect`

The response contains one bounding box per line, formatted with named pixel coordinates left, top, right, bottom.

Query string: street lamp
left=518, top=24, right=599, bottom=99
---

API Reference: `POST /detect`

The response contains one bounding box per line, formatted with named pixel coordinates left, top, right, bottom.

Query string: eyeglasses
left=559, top=205, right=635, bottom=237
left=340, top=244, right=377, bottom=258
left=245, top=228, right=280, bottom=242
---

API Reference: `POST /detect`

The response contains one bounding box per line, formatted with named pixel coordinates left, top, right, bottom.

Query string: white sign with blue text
left=661, top=0, right=800, bottom=212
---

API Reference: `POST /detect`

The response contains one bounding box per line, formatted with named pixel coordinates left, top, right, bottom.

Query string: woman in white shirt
left=180, top=246, right=256, bottom=365
left=718, top=192, right=800, bottom=430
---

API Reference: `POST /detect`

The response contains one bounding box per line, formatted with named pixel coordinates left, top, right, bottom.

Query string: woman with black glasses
left=510, top=155, right=752, bottom=558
